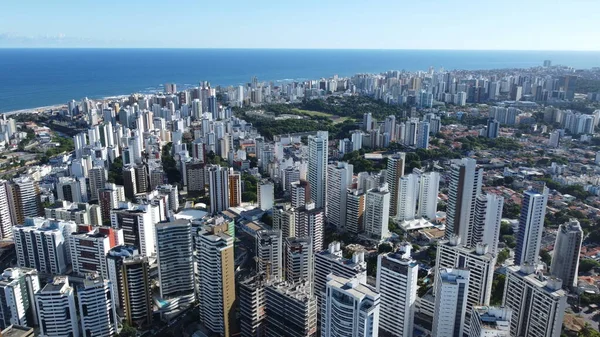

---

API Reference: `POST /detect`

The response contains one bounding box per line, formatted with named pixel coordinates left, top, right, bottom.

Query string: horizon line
left=0, top=47, right=600, bottom=52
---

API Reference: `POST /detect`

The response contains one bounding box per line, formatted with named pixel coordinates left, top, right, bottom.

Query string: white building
left=396, top=173, right=419, bottom=221
left=0, top=268, right=39, bottom=329
left=308, top=131, right=328, bottom=209
left=13, top=217, right=76, bottom=275
left=256, top=229, right=283, bottom=280
left=257, top=181, right=274, bottom=211
left=290, top=180, right=310, bottom=208
left=432, top=268, right=470, bottom=337
left=473, top=193, right=504, bottom=254
left=284, top=237, right=313, bottom=284
left=69, top=227, right=117, bottom=280
left=445, top=158, right=483, bottom=246
left=364, top=184, right=391, bottom=240
left=77, top=275, right=118, bottom=337
left=417, top=171, right=440, bottom=220
left=208, top=165, right=230, bottom=215
left=0, top=180, right=14, bottom=239
left=514, top=185, right=549, bottom=266
left=503, top=264, right=567, bottom=337
left=315, top=242, right=367, bottom=308
left=376, top=243, right=418, bottom=337
left=436, top=237, right=496, bottom=333
left=294, top=202, right=324, bottom=252
left=326, top=162, right=353, bottom=229
left=35, top=276, right=79, bottom=337
left=156, top=219, right=195, bottom=308
left=550, top=219, right=583, bottom=289
left=468, top=306, right=512, bottom=337
left=110, top=203, right=159, bottom=257
left=322, top=274, right=380, bottom=337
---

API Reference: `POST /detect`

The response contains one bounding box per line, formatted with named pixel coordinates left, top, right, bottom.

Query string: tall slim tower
left=435, top=237, right=496, bottom=333
left=473, top=193, right=504, bottom=255
left=376, top=244, right=418, bottom=337
left=35, top=276, right=79, bottom=337
left=326, top=162, right=353, bottom=229
left=550, top=219, right=583, bottom=289
left=291, top=180, right=311, bottom=208
left=77, top=274, right=118, bottom=337
left=11, top=176, right=42, bottom=225
left=0, top=268, right=40, bottom=329
left=432, top=268, right=470, bottom=337
left=364, top=184, right=391, bottom=240
left=256, top=229, right=283, bottom=280
left=322, top=275, right=380, bottom=337
left=294, top=202, right=324, bottom=253
left=156, top=220, right=195, bottom=307
left=417, top=171, right=440, bottom=220
left=503, top=264, right=566, bottom=337
left=514, top=185, right=549, bottom=266
left=386, top=152, right=405, bottom=217
left=228, top=169, right=242, bottom=207
left=307, top=131, right=328, bottom=209
left=0, top=180, right=14, bottom=238
left=445, top=158, right=483, bottom=246
left=208, top=165, right=230, bottom=215
left=196, top=228, right=237, bottom=336
left=284, top=237, right=313, bottom=284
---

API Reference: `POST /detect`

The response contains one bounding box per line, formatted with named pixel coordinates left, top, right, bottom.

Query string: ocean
left=0, top=48, right=599, bottom=113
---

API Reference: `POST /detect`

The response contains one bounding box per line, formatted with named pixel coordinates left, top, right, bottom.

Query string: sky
left=1, top=0, right=599, bottom=50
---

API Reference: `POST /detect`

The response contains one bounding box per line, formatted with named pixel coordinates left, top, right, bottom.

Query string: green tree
left=497, top=249, right=510, bottom=265
left=118, top=324, right=137, bottom=337
left=579, top=259, right=600, bottom=274
left=540, top=249, right=552, bottom=266
left=490, top=274, right=506, bottom=305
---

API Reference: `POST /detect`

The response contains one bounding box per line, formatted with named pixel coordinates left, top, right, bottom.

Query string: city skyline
left=1, top=0, right=599, bottom=50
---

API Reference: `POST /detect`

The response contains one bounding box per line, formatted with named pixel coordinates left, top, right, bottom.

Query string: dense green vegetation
left=107, top=157, right=124, bottom=185
left=38, top=136, right=75, bottom=163
left=458, top=136, right=522, bottom=152
left=490, top=274, right=506, bottom=305
left=579, top=259, right=600, bottom=274
left=342, top=150, right=386, bottom=173
left=242, top=173, right=258, bottom=202
left=576, top=78, right=600, bottom=93
left=497, top=248, right=510, bottom=265
left=162, top=143, right=181, bottom=184
left=535, top=176, right=592, bottom=201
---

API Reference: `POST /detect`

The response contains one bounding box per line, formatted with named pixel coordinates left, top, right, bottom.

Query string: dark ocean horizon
left=0, top=48, right=599, bottom=113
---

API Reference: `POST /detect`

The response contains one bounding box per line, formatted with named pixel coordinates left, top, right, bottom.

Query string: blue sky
left=1, top=0, right=599, bottom=50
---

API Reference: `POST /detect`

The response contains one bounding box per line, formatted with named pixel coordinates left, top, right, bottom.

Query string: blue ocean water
left=0, top=48, right=599, bottom=113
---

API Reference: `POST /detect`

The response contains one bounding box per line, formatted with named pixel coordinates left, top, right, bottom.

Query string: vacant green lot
left=292, top=108, right=333, bottom=117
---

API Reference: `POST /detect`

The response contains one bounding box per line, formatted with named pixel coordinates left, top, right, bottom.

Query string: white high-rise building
left=88, top=166, right=107, bottom=201
left=307, top=131, right=328, bottom=209
left=290, top=180, right=310, bottom=208
left=35, top=276, right=79, bottom=337
left=111, top=203, right=159, bottom=257
left=13, top=217, right=76, bottom=275
left=445, top=158, right=483, bottom=246
left=364, top=184, right=390, bottom=240
left=156, top=219, right=195, bottom=308
left=273, top=204, right=295, bottom=238
left=315, top=242, right=367, bottom=308
left=265, top=280, right=317, bottom=337
left=284, top=237, right=313, bottom=284
left=396, top=174, right=419, bottom=221
left=417, top=171, right=440, bottom=220
left=326, top=162, right=353, bottom=229
left=503, top=264, right=567, bottom=337
left=468, top=306, right=512, bottom=337
left=256, top=229, right=283, bottom=280
left=11, top=175, right=41, bottom=225
left=432, top=268, right=470, bottom=337
left=77, top=275, right=118, bottom=337
left=208, top=165, right=230, bottom=215
left=294, top=202, right=324, bottom=253
left=386, top=152, right=405, bottom=217
left=0, top=180, right=14, bottom=239
left=257, top=181, right=274, bottom=211
left=322, top=274, right=380, bottom=337
left=514, top=185, right=549, bottom=266
left=0, top=268, right=40, bottom=329
left=550, top=219, right=583, bottom=289
left=69, top=227, right=116, bottom=280
left=435, top=237, right=496, bottom=333
left=376, top=243, right=418, bottom=337
left=473, top=193, right=504, bottom=255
